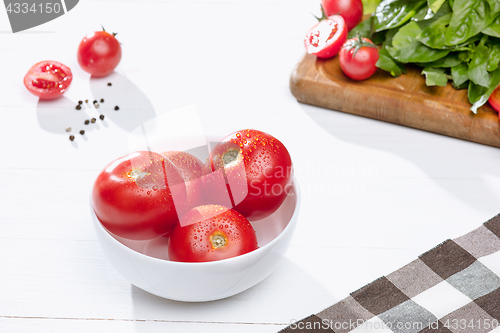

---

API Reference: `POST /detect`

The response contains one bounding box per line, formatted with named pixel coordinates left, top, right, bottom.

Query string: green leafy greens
left=357, top=0, right=500, bottom=112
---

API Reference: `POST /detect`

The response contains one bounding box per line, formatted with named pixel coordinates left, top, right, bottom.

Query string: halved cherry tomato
left=23, top=61, right=73, bottom=100
left=304, top=14, right=347, bottom=59
left=92, top=151, right=187, bottom=240
left=168, top=205, right=258, bottom=262
left=339, top=36, right=379, bottom=80
left=488, top=85, right=500, bottom=119
left=77, top=30, right=122, bottom=77
left=202, top=129, right=293, bottom=221
left=322, top=0, right=363, bottom=31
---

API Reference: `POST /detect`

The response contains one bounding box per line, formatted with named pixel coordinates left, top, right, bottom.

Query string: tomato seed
left=91, top=118, right=96, bottom=123
left=69, top=135, right=75, bottom=141
left=114, top=106, right=119, bottom=111
left=84, top=120, right=90, bottom=125
left=99, top=114, right=105, bottom=120
left=85, top=99, right=89, bottom=103
left=75, top=105, right=81, bottom=110
left=66, top=127, right=71, bottom=132
left=80, top=130, right=85, bottom=135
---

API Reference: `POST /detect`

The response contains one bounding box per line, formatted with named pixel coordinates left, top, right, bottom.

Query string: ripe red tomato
left=92, top=151, right=187, bottom=240
left=339, top=36, right=379, bottom=80
left=202, top=129, right=293, bottom=221
left=168, top=205, right=258, bottom=262
left=488, top=86, right=500, bottom=119
left=23, top=61, right=73, bottom=100
left=322, top=0, right=363, bottom=31
left=304, top=15, right=347, bottom=59
left=77, top=30, right=122, bottom=77
left=162, top=151, right=205, bottom=211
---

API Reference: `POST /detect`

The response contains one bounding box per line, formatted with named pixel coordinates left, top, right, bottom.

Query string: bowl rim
left=91, top=175, right=301, bottom=267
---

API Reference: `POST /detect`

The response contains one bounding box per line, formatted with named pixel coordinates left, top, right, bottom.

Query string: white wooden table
left=1, top=1, right=499, bottom=332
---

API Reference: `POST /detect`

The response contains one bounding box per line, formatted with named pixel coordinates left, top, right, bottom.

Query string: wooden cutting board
left=290, top=53, right=500, bottom=148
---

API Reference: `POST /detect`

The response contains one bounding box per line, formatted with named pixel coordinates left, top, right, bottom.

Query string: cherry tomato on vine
left=488, top=86, right=500, bottom=119
left=168, top=205, right=258, bottom=262
left=92, top=151, right=187, bottom=240
left=202, top=129, right=293, bottom=221
left=77, top=29, right=122, bottom=77
left=304, top=14, right=347, bottom=59
left=322, top=0, right=363, bottom=31
left=339, top=35, right=379, bottom=80
left=23, top=61, right=73, bottom=100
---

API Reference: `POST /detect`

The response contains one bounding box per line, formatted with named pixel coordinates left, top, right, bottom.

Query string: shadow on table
left=129, top=257, right=334, bottom=331
left=36, top=72, right=156, bottom=145
left=300, top=103, right=500, bottom=213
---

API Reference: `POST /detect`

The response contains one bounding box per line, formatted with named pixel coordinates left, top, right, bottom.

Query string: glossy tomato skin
left=488, top=86, right=500, bottom=118
left=23, top=61, right=73, bottom=100
left=304, top=15, right=347, bottom=59
left=339, top=37, right=379, bottom=80
left=92, top=151, right=187, bottom=240
left=202, top=129, right=293, bottom=221
left=77, top=31, right=122, bottom=77
left=162, top=151, right=206, bottom=211
left=322, top=0, right=363, bottom=31
left=168, top=205, right=258, bottom=262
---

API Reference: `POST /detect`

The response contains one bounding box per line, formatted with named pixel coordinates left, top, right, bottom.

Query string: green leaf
left=487, top=40, right=500, bottom=71
left=413, top=5, right=434, bottom=21
left=467, top=44, right=490, bottom=87
left=468, top=67, right=500, bottom=113
left=386, top=21, right=450, bottom=63
left=483, top=16, right=500, bottom=38
left=451, top=63, right=469, bottom=88
left=416, top=52, right=462, bottom=68
left=416, top=13, right=452, bottom=49
left=428, top=0, right=447, bottom=13
left=348, top=17, right=374, bottom=40
left=422, top=67, right=448, bottom=86
left=362, top=0, right=382, bottom=14
left=445, top=0, right=499, bottom=46
left=376, top=46, right=407, bottom=77
left=374, top=0, right=427, bottom=32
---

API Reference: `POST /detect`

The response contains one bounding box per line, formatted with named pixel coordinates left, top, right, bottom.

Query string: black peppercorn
left=66, top=127, right=71, bottom=132
left=85, top=99, right=89, bottom=103
left=76, top=105, right=81, bottom=110
left=80, top=130, right=85, bottom=135
left=69, top=135, right=75, bottom=141
left=84, top=120, right=90, bottom=125
left=99, top=114, right=105, bottom=120
left=107, top=82, right=112, bottom=86
left=91, top=118, right=96, bottom=123
left=114, top=106, right=119, bottom=111
left=100, top=98, right=104, bottom=103
left=78, top=100, right=83, bottom=105
left=93, top=100, right=98, bottom=104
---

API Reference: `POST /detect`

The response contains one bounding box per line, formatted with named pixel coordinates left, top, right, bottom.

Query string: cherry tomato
left=202, top=129, right=293, bottom=221
left=168, top=205, right=258, bottom=262
left=162, top=151, right=205, bottom=211
left=23, top=61, right=73, bottom=100
left=322, top=0, right=363, bottom=31
left=92, top=151, right=187, bottom=240
left=77, top=30, right=122, bottom=77
left=339, top=36, right=379, bottom=80
left=304, top=15, right=347, bottom=59
left=488, top=85, right=500, bottom=119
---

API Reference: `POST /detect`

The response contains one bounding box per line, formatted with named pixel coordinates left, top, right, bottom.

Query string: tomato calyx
left=344, top=32, right=378, bottom=57
left=210, top=232, right=228, bottom=249
left=314, top=4, right=340, bottom=22
left=101, top=25, right=118, bottom=37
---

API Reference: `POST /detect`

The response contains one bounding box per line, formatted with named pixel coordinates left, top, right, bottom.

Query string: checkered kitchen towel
left=280, top=214, right=500, bottom=333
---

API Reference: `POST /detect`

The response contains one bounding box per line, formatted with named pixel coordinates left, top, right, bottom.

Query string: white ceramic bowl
left=90, top=177, right=300, bottom=302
